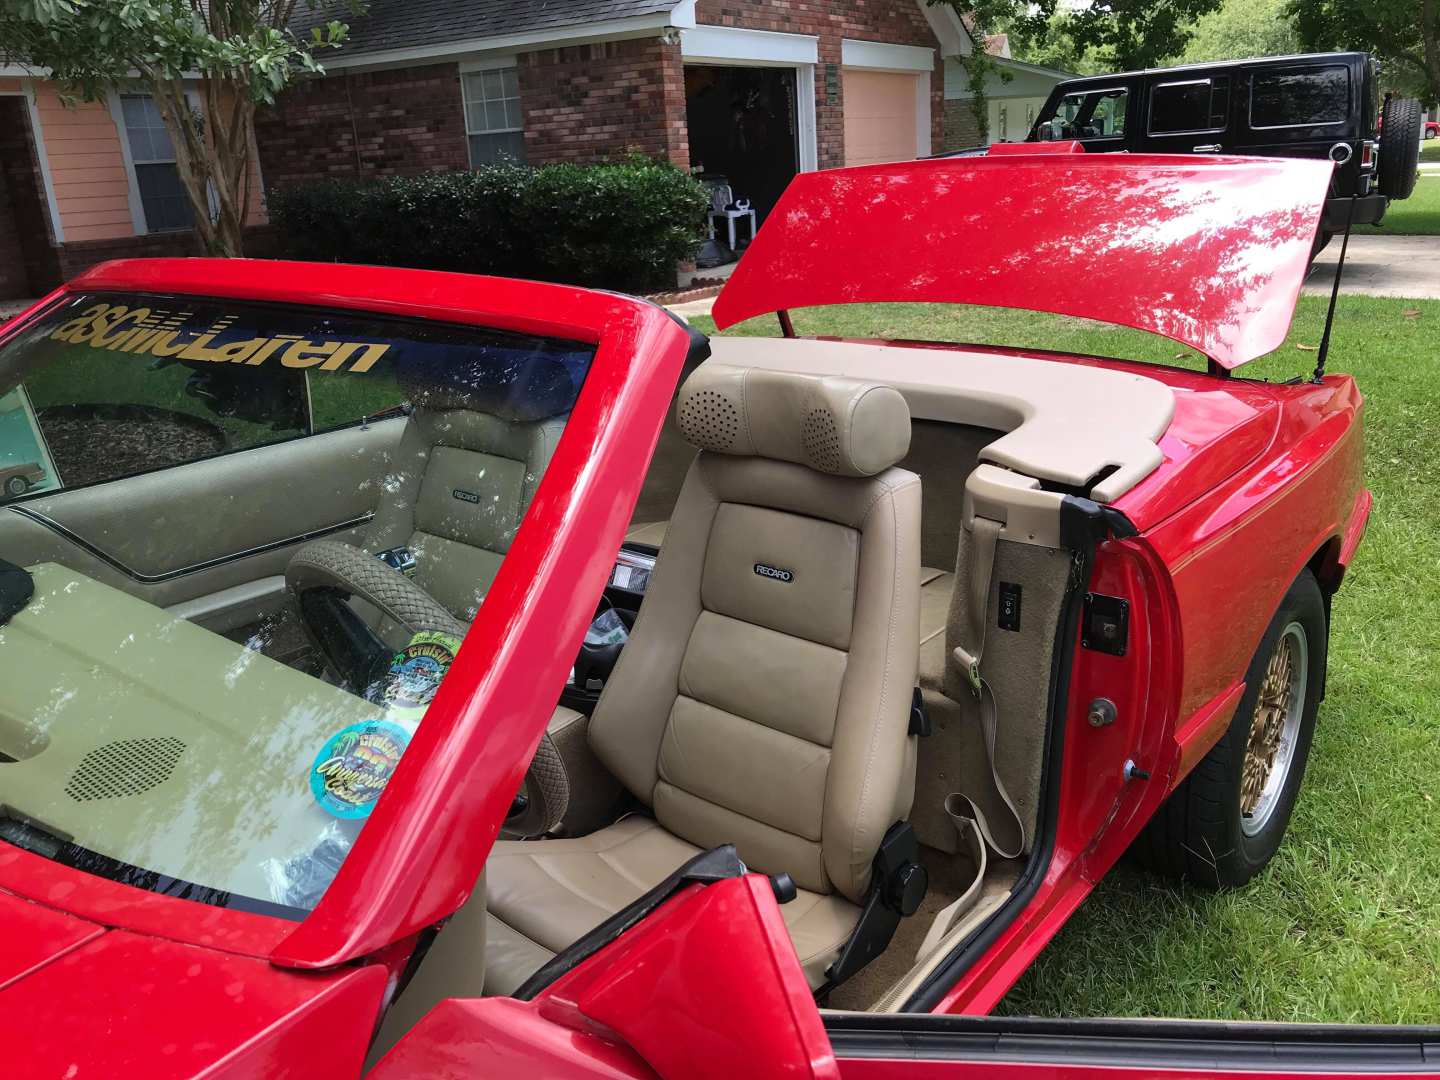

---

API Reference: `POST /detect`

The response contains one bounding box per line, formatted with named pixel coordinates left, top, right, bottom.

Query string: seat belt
left=917, top=515, right=1027, bottom=961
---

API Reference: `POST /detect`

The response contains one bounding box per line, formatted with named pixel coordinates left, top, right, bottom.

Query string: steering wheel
left=285, top=538, right=574, bottom=837
left=286, top=539, right=464, bottom=695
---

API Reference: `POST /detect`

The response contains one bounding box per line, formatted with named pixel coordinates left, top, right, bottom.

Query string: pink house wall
left=32, top=83, right=133, bottom=241
left=20, top=81, right=267, bottom=245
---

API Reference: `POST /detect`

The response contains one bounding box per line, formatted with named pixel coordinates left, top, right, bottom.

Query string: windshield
left=0, top=291, right=594, bottom=917
left=1034, top=86, right=1129, bottom=141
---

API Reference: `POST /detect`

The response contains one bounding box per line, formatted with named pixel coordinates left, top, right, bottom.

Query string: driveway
left=1305, top=234, right=1440, bottom=299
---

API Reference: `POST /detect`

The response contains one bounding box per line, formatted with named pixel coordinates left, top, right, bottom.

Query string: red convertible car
left=0, top=152, right=1399, bottom=1079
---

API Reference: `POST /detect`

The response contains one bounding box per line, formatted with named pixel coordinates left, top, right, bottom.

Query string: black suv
left=1027, top=52, right=1422, bottom=250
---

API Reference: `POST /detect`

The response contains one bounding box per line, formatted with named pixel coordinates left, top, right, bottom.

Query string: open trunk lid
left=711, top=153, right=1333, bottom=371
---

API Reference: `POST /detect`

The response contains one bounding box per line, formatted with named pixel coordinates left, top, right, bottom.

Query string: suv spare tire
left=1379, top=96, right=1422, bottom=200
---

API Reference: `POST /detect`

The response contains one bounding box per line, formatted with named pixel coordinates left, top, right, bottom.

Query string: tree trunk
left=147, top=77, right=250, bottom=257
left=1424, top=0, right=1440, bottom=107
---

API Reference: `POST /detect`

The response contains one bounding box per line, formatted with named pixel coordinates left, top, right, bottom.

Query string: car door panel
left=0, top=418, right=404, bottom=619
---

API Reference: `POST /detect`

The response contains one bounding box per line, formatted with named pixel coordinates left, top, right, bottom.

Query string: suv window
left=1250, top=65, right=1349, bottom=129
left=1040, top=87, right=1128, bottom=141
left=1149, top=77, right=1230, bottom=134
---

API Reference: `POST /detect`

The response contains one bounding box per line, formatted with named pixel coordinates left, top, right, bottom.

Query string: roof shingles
left=294, top=0, right=683, bottom=59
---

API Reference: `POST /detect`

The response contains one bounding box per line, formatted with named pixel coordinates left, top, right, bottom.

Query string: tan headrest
left=676, top=363, right=911, bottom=477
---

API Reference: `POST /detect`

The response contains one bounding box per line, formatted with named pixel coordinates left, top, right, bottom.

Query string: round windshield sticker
left=310, top=720, right=411, bottom=819
left=380, top=631, right=461, bottom=711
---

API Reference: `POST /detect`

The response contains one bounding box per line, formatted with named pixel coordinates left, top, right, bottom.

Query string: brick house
left=0, top=2, right=977, bottom=302
left=258, top=0, right=974, bottom=229
left=0, top=75, right=267, bottom=301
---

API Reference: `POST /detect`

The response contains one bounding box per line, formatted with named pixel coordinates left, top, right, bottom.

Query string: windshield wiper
left=0, top=557, right=32, bottom=627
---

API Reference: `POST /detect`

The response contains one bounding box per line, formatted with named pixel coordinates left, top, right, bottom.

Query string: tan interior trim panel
left=707, top=337, right=1175, bottom=503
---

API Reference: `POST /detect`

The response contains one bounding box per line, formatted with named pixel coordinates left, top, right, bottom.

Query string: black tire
left=1426, top=127, right=1437, bottom=140
left=4, top=476, right=27, bottom=498
left=1133, top=569, right=1327, bottom=888
left=1379, top=97, right=1422, bottom=200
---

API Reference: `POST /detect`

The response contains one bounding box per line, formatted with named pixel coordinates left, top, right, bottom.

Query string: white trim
left=915, top=71, right=931, bottom=157
left=680, top=26, right=818, bottom=66
left=796, top=64, right=818, bottom=172
left=320, top=10, right=694, bottom=71
left=0, top=81, right=65, bottom=243
left=917, top=0, right=970, bottom=56
left=840, top=39, right=934, bottom=73
left=457, top=55, right=519, bottom=75
left=108, top=90, right=149, bottom=235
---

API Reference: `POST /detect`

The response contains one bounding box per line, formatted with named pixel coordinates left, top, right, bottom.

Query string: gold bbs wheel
left=1239, top=621, right=1308, bottom=838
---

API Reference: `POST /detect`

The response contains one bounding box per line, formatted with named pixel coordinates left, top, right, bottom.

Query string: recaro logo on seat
left=753, top=562, right=794, bottom=583
left=452, top=489, right=480, bottom=504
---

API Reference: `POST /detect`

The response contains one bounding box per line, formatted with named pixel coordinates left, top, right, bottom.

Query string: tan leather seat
left=484, top=362, right=922, bottom=995
left=360, top=360, right=573, bottom=622
left=287, top=356, right=575, bottom=637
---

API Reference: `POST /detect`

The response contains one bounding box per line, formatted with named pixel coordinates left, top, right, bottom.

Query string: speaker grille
left=65, top=737, right=187, bottom=802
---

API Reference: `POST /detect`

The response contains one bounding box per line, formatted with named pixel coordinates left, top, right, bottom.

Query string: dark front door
left=0, top=96, right=59, bottom=301
left=684, top=64, right=799, bottom=227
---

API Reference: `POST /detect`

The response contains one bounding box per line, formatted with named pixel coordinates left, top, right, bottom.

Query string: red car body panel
left=367, top=876, right=839, bottom=1080
left=0, top=887, right=102, bottom=990
left=0, top=151, right=1374, bottom=1075
left=710, top=154, right=1334, bottom=369
left=0, top=922, right=386, bottom=1079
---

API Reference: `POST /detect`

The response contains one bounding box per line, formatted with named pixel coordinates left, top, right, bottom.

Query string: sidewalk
left=1305, top=234, right=1440, bottom=299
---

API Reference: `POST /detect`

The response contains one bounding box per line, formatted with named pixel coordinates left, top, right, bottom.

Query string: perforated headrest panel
left=675, top=363, right=911, bottom=476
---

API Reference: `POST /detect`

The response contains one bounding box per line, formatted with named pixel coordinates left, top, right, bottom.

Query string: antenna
left=1312, top=195, right=1356, bottom=384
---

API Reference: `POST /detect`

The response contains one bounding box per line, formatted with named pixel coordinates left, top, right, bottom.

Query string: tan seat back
left=362, top=359, right=574, bottom=621
left=589, top=364, right=921, bottom=904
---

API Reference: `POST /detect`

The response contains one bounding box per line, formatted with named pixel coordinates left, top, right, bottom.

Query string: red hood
left=0, top=885, right=385, bottom=1077
left=711, top=153, right=1333, bottom=370
left=0, top=887, right=103, bottom=991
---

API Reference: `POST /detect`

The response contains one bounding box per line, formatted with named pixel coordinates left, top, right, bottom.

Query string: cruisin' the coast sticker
left=309, top=720, right=411, bottom=819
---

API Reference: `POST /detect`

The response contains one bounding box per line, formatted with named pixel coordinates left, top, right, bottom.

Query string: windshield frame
left=0, top=258, right=699, bottom=968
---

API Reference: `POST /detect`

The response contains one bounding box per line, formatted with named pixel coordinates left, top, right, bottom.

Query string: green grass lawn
left=694, top=298, right=1440, bottom=1024
left=1355, top=175, right=1440, bottom=236
left=1418, top=140, right=1440, bottom=163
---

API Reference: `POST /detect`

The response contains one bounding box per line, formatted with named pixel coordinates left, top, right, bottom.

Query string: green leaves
left=1292, top=0, right=1440, bottom=103
left=268, top=159, right=709, bottom=293
left=934, top=0, right=1224, bottom=74
left=0, top=0, right=366, bottom=106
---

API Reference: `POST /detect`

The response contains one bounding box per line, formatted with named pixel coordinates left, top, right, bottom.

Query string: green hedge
left=267, top=158, right=708, bottom=293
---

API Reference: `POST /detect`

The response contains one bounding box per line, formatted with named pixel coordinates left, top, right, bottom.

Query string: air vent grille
left=65, top=737, right=186, bottom=802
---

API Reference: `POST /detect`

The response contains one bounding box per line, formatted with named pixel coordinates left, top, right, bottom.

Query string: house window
left=463, top=67, right=525, bottom=165
left=120, top=94, right=194, bottom=232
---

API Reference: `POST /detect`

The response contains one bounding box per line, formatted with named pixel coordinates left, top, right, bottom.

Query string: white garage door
left=843, top=69, right=920, bottom=167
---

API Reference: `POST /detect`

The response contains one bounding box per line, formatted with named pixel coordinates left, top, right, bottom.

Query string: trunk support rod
left=1312, top=195, right=1357, bottom=384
